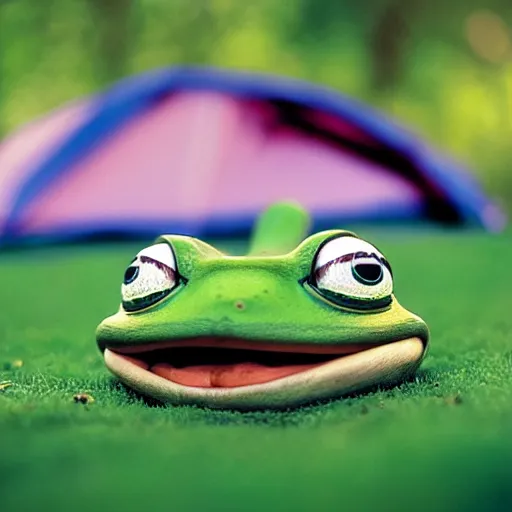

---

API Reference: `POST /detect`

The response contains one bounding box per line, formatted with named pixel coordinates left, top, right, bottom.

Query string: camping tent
left=0, top=66, right=504, bottom=246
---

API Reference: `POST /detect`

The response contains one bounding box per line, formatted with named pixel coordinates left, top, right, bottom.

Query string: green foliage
left=0, top=233, right=511, bottom=510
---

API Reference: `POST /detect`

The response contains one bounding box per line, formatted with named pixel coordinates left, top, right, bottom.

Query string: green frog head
left=96, top=202, right=429, bottom=409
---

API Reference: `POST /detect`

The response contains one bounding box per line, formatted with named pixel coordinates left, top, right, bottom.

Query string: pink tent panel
left=19, top=92, right=421, bottom=234
left=0, top=101, right=92, bottom=233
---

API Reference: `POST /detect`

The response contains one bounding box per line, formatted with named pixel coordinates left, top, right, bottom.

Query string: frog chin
left=103, top=337, right=425, bottom=410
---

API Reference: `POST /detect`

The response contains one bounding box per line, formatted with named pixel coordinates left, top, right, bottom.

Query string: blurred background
left=0, top=0, right=511, bottom=210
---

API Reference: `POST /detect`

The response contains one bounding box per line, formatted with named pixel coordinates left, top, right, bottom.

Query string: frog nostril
left=234, top=301, right=246, bottom=310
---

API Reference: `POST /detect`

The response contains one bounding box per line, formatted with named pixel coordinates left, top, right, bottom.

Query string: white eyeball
left=312, top=236, right=393, bottom=308
left=121, top=243, right=178, bottom=311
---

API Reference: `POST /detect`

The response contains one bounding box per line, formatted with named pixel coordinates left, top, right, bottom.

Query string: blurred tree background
left=0, top=0, right=511, bottom=209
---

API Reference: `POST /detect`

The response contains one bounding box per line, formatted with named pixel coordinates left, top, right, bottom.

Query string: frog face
left=96, top=220, right=429, bottom=410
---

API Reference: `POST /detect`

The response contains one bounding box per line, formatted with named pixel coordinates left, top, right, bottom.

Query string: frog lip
left=103, top=337, right=426, bottom=409
left=107, top=337, right=378, bottom=356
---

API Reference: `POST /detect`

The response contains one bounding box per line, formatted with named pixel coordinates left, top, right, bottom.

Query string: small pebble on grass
left=445, top=393, right=463, bottom=406
left=73, top=393, right=95, bottom=405
left=3, top=359, right=23, bottom=371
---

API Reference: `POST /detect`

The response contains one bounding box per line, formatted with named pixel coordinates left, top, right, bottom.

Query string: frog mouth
left=103, top=337, right=425, bottom=409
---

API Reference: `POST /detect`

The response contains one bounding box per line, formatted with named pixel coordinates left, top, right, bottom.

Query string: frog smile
left=103, top=336, right=425, bottom=408
left=106, top=339, right=373, bottom=388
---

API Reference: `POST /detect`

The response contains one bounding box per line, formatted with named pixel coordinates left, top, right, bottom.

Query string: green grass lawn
left=1, top=232, right=511, bottom=511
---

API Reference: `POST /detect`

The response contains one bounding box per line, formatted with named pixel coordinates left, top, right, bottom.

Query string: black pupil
left=124, top=266, right=139, bottom=285
left=352, top=262, right=383, bottom=284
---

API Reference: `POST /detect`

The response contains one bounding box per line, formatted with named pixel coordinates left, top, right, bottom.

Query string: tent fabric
left=0, top=66, right=505, bottom=245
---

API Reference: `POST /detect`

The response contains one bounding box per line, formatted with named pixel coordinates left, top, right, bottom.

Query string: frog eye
left=121, top=243, right=178, bottom=312
left=311, top=236, right=393, bottom=309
